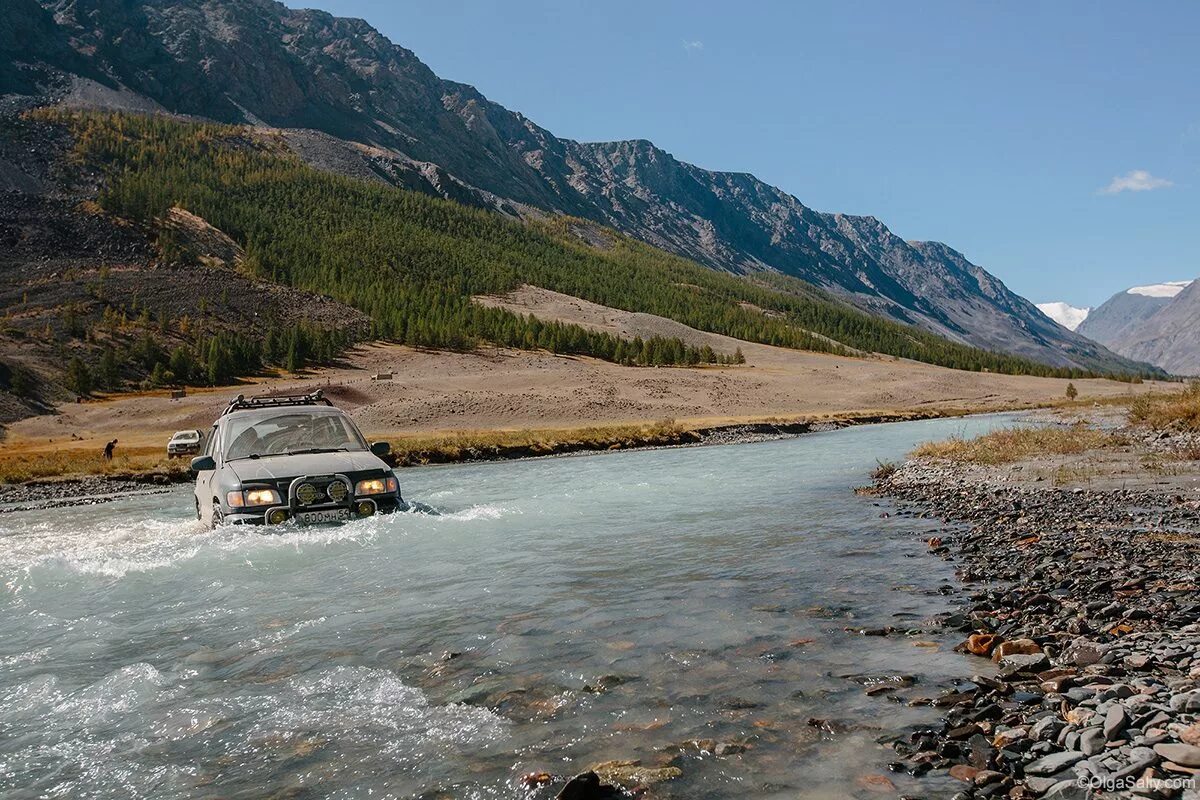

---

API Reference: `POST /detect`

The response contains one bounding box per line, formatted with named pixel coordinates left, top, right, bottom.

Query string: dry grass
left=1128, top=382, right=1200, bottom=431
left=912, top=424, right=1123, bottom=465
left=870, top=460, right=899, bottom=480
left=0, top=423, right=690, bottom=483
left=384, top=420, right=692, bottom=465
left=0, top=447, right=190, bottom=485
left=1138, top=531, right=1199, bottom=545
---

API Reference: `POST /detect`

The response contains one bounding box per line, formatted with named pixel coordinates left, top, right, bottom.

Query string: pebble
left=1155, top=743, right=1200, bottom=768
left=1025, top=751, right=1084, bottom=776
left=876, top=453, right=1200, bottom=799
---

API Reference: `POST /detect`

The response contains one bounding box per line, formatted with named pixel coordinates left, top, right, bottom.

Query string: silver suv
left=191, top=391, right=402, bottom=526
left=167, top=429, right=203, bottom=458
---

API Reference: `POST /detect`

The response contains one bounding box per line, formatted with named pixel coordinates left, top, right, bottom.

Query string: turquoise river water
left=0, top=414, right=1020, bottom=799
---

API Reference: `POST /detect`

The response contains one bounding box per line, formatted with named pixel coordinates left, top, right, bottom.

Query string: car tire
left=211, top=502, right=224, bottom=529
left=195, top=497, right=202, bottom=521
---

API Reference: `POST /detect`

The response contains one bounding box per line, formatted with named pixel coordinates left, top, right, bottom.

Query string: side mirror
left=370, top=441, right=391, bottom=457
left=190, top=455, right=216, bottom=472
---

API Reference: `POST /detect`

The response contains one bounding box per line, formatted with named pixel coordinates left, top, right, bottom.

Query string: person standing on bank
left=103, top=439, right=117, bottom=461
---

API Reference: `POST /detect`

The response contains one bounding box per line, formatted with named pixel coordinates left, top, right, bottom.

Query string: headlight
left=227, top=488, right=281, bottom=508
left=355, top=476, right=398, bottom=496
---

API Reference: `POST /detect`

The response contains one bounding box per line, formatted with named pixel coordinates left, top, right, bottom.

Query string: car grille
left=292, top=478, right=351, bottom=506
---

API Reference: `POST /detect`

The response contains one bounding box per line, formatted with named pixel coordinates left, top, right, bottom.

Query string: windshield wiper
left=284, top=447, right=350, bottom=456
left=226, top=453, right=262, bottom=462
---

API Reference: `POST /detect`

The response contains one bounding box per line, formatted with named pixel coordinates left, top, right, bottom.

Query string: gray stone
left=1104, top=705, right=1130, bottom=741
left=1079, top=727, right=1105, bottom=756
left=1024, top=776, right=1060, bottom=793
left=1043, top=779, right=1090, bottom=800
left=1025, top=750, right=1085, bottom=776
left=1154, top=743, right=1200, bottom=767
left=1032, top=716, right=1063, bottom=741
left=999, top=652, right=1050, bottom=672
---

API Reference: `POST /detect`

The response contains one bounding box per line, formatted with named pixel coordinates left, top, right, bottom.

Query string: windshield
left=223, top=412, right=368, bottom=460
left=172, top=432, right=199, bottom=442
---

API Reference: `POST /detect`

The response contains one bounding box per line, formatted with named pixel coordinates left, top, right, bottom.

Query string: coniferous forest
left=42, top=110, right=1145, bottom=382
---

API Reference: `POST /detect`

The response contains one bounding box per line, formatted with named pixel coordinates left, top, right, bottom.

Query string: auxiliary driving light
left=267, top=509, right=289, bottom=525
left=327, top=480, right=349, bottom=502
left=296, top=482, right=319, bottom=505
left=357, top=501, right=376, bottom=517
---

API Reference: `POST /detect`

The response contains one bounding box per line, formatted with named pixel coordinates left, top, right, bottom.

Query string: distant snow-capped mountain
left=1036, top=302, right=1090, bottom=331
left=1126, top=281, right=1193, bottom=298
left=1076, top=279, right=1199, bottom=374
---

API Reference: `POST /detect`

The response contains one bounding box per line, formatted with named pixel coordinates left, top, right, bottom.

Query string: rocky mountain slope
left=1035, top=302, right=1089, bottom=331
left=0, top=108, right=369, bottom=422
left=2, top=0, right=1148, bottom=373
left=1078, top=281, right=1200, bottom=375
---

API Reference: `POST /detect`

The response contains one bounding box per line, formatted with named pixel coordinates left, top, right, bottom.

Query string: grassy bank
left=1129, top=381, right=1200, bottom=431
left=911, top=424, right=1125, bottom=465
left=0, top=447, right=191, bottom=485
left=385, top=421, right=698, bottom=466
left=0, top=391, right=1159, bottom=486
left=1, top=408, right=974, bottom=485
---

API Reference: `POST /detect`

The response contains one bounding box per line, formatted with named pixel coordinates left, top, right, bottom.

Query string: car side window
left=204, top=426, right=218, bottom=459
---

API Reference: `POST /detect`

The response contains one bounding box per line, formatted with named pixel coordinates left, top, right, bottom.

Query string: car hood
left=226, top=451, right=387, bottom=482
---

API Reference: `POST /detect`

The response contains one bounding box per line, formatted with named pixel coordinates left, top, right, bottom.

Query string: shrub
left=912, top=424, right=1121, bottom=465
left=1129, top=381, right=1200, bottom=431
left=870, top=460, right=898, bottom=480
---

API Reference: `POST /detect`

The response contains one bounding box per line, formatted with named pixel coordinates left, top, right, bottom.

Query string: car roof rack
left=220, top=390, right=333, bottom=417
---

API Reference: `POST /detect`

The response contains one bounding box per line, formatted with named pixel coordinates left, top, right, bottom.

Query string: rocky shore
left=876, top=460, right=1200, bottom=799
left=0, top=473, right=180, bottom=513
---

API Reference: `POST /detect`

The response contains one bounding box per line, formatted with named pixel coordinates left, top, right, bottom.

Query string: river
left=0, top=414, right=1019, bottom=799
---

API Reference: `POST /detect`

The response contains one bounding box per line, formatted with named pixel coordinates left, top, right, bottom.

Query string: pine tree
left=65, top=357, right=93, bottom=396
left=169, top=346, right=194, bottom=384
left=97, top=347, right=121, bottom=388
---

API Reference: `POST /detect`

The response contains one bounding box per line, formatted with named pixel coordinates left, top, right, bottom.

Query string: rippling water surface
left=0, top=415, right=1019, bottom=799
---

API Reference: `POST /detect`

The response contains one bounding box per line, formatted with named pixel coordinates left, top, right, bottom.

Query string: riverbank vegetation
left=33, top=109, right=1131, bottom=380
left=1129, top=381, right=1200, bottom=431
left=912, top=424, right=1124, bottom=465
left=0, top=447, right=189, bottom=485
left=386, top=421, right=695, bottom=466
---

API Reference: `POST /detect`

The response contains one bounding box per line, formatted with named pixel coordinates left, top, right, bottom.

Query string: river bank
left=0, top=405, right=1066, bottom=511
left=2, top=333, right=1165, bottom=484
left=872, top=409, right=1200, bottom=799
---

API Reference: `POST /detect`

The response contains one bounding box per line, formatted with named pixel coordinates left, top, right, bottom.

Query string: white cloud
left=1099, top=169, right=1173, bottom=195
left=683, top=40, right=704, bottom=53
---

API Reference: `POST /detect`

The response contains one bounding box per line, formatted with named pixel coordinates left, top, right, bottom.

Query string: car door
left=194, top=423, right=220, bottom=524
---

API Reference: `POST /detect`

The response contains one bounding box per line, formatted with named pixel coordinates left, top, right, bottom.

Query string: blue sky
left=286, top=0, right=1198, bottom=308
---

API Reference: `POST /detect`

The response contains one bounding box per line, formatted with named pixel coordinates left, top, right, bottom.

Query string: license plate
left=296, top=508, right=350, bottom=525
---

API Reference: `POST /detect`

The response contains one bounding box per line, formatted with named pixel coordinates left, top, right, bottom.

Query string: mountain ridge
left=2, top=0, right=1150, bottom=373
left=1077, top=280, right=1200, bottom=375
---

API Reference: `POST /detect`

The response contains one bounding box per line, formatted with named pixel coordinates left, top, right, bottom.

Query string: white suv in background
left=167, top=429, right=204, bottom=459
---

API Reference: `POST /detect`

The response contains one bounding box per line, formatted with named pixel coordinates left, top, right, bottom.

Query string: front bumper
left=225, top=473, right=404, bottom=526
left=225, top=497, right=403, bottom=525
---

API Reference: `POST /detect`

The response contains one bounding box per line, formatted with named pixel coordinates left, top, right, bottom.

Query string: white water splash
left=261, top=666, right=508, bottom=755
left=438, top=503, right=515, bottom=522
